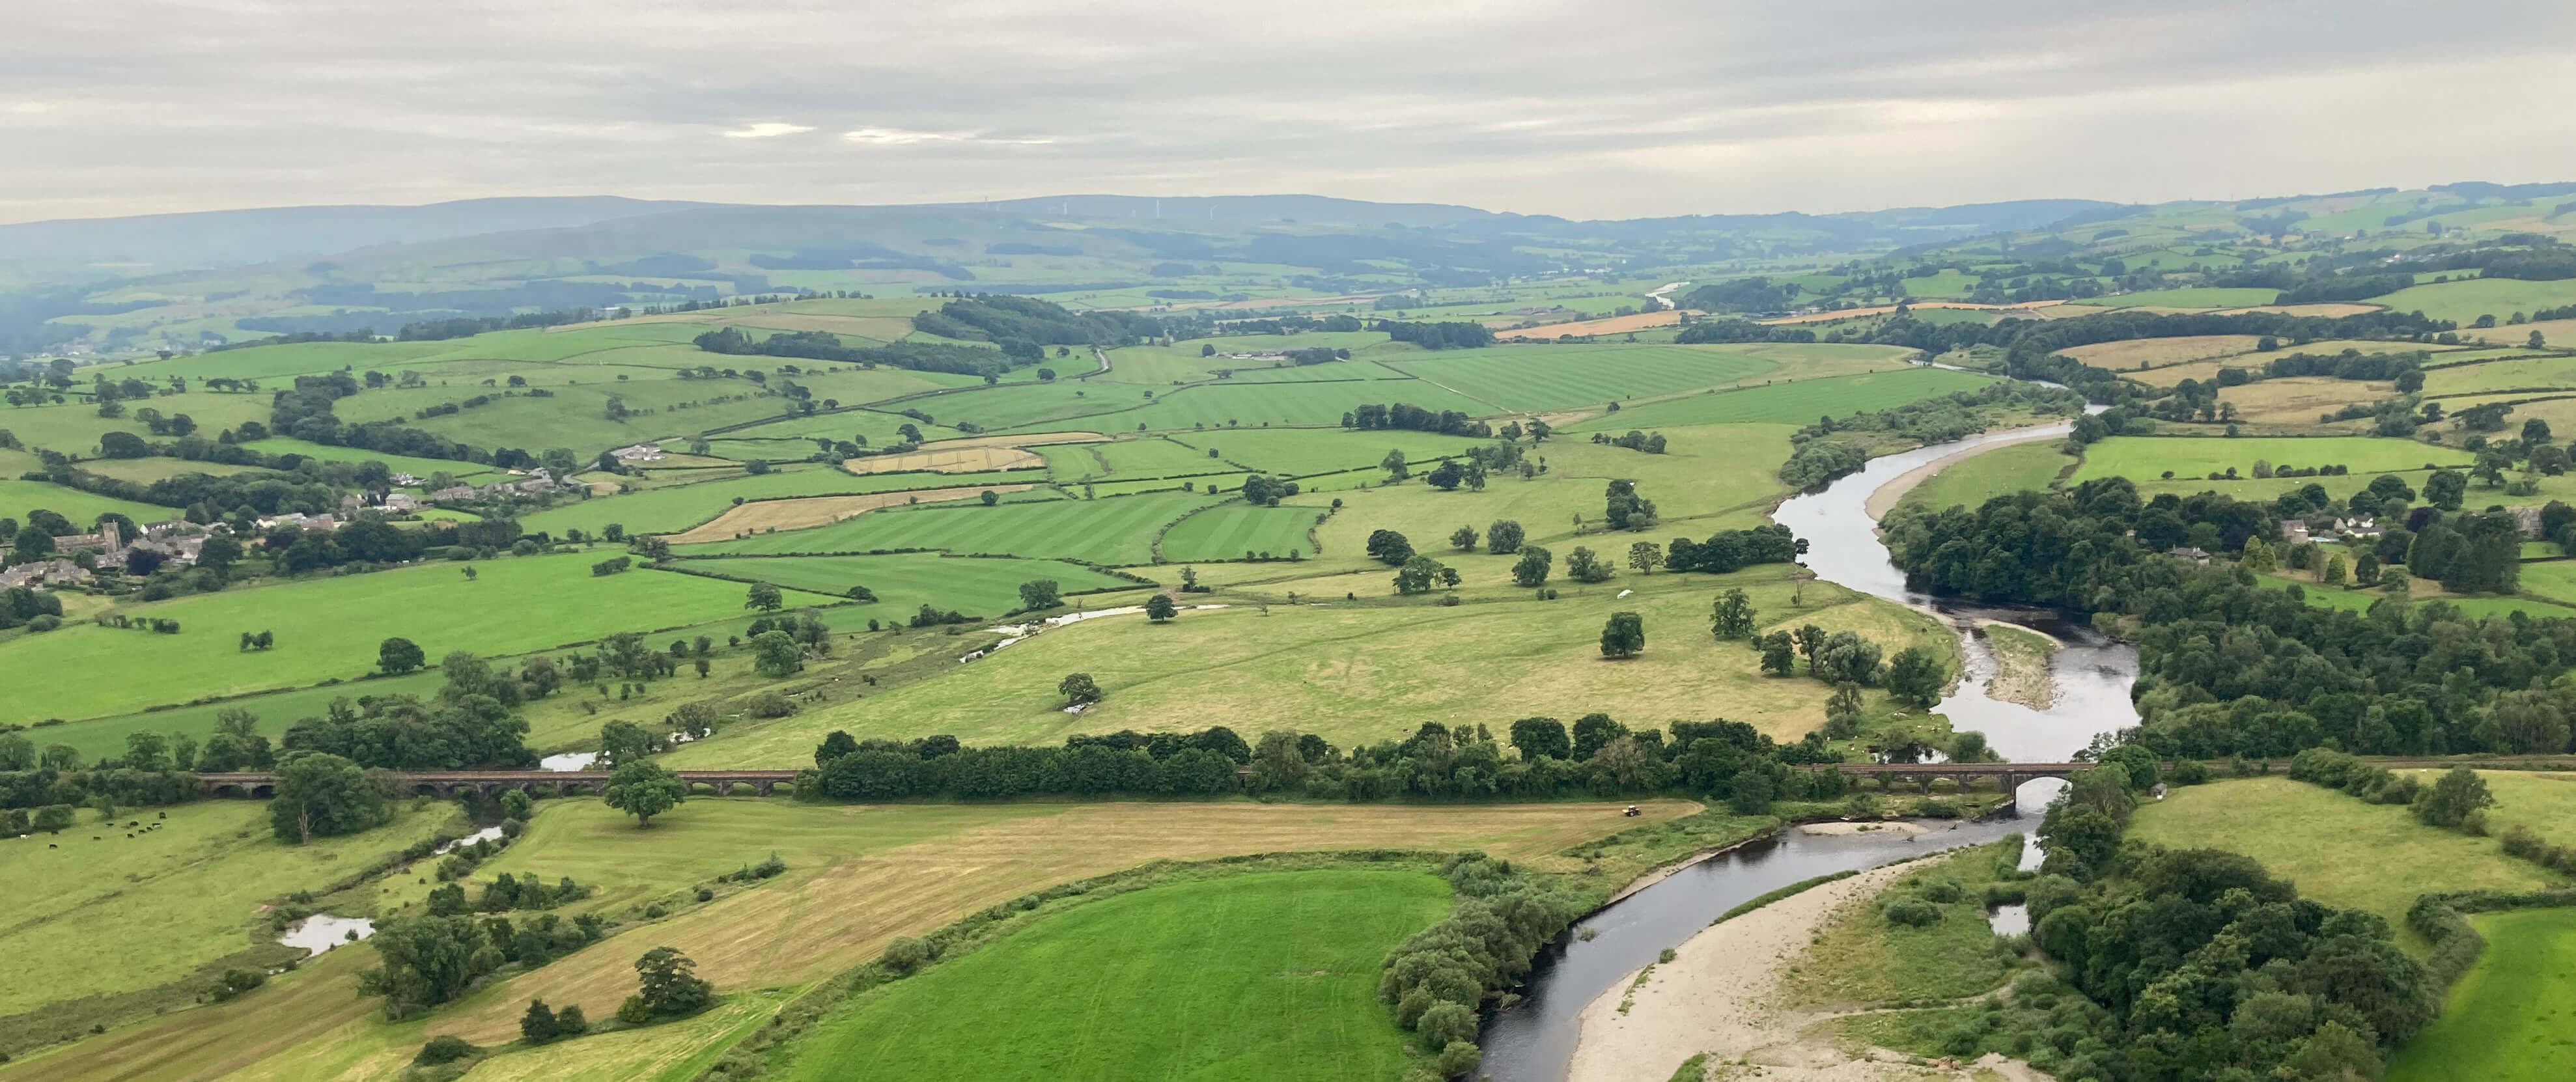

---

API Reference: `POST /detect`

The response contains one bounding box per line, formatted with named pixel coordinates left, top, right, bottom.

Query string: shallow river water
left=1477, top=419, right=2140, bottom=1082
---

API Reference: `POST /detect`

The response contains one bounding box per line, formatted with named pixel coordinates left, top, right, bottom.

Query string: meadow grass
left=68, top=457, right=273, bottom=484
left=2420, top=353, right=2576, bottom=396
left=662, top=553, right=1146, bottom=615
left=2069, top=435, right=2472, bottom=484
left=1157, top=502, right=1324, bottom=561
left=677, top=490, right=1218, bottom=564
left=37, top=670, right=447, bottom=762
left=1899, top=442, right=2075, bottom=512
left=0, top=798, right=455, bottom=1019
left=774, top=870, right=1448, bottom=1082
left=2069, top=286, right=2284, bottom=309
left=0, top=551, right=839, bottom=725
left=2127, top=776, right=2561, bottom=944
left=2387, top=907, right=2576, bottom=1081
left=1558, top=368, right=1992, bottom=432
left=514, top=465, right=1041, bottom=536
left=1382, top=342, right=1778, bottom=413
left=408, top=381, right=794, bottom=457
left=669, top=563, right=1949, bottom=762
left=1110, top=380, right=1494, bottom=434
left=2369, top=277, right=2576, bottom=326
left=1785, top=838, right=2026, bottom=1006
left=1, top=392, right=273, bottom=456
left=0, top=478, right=173, bottom=529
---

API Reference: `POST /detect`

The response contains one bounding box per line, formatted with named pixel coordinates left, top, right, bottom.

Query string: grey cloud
left=2, top=0, right=2572, bottom=223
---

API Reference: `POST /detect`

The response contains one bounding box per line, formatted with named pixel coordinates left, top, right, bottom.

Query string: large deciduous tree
left=602, top=759, right=687, bottom=827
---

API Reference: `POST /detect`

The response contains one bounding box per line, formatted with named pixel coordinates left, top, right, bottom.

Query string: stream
left=1477, top=419, right=2142, bottom=1082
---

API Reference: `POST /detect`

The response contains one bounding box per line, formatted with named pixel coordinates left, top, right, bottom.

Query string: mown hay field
left=2069, top=436, right=2472, bottom=485
left=678, top=490, right=1221, bottom=564
left=1557, top=368, right=1991, bottom=432
left=1383, top=342, right=1779, bottom=413
left=840, top=445, right=1042, bottom=474
left=664, top=553, right=1146, bottom=615
left=1158, top=501, right=1323, bottom=561
left=517, top=465, right=1039, bottom=537
left=664, top=484, right=1041, bottom=543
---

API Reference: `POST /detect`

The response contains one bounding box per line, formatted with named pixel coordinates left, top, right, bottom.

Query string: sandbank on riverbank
left=1566, top=863, right=2031, bottom=1082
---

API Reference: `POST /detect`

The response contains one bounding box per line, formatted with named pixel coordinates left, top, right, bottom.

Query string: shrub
left=1436, top=1040, right=1482, bottom=1077
left=413, top=1036, right=477, bottom=1066
left=1415, top=1001, right=1477, bottom=1047
left=1916, top=878, right=1965, bottom=904
left=2167, top=758, right=2209, bottom=785
left=880, top=935, right=934, bottom=975
left=1883, top=898, right=1941, bottom=927
left=746, top=691, right=796, bottom=718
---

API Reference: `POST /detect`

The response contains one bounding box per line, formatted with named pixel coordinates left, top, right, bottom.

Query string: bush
left=746, top=691, right=796, bottom=718
left=1883, top=898, right=1941, bottom=927
left=413, top=1036, right=478, bottom=1066
left=880, top=935, right=934, bottom=975
left=2167, top=758, right=2209, bottom=785
left=1916, top=877, right=1966, bottom=904
left=1436, top=1040, right=1482, bottom=1077
left=1415, top=1001, right=1477, bottom=1047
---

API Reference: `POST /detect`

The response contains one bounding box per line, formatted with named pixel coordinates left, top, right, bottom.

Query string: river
left=1477, top=419, right=2141, bottom=1082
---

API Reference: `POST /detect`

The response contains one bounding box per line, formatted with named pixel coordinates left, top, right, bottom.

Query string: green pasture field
left=34, top=670, right=445, bottom=762
left=0, top=798, right=454, bottom=1020
left=2387, top=906, right=2576, bottom=1081
left=1216, top=359, right=1417, bottom=383
left=900, top=380, right=1156, bottom=432
left=1157, top=502, right=1324, bottom=561
left=759, top=365, right=968, bottom=405
left=2128, top=777, right=2559, bottom=943
left=677, top=490, right=1221, bottom=564
left=2421, top=354, right=2576, bottom=397
left=2370, top=277, right=2576, bottom=326
left=663, top=553, right=1147, bottom=615
left=0, top=479, right=174, bottom=529
left=122, top=340, right=456, bottom=381
left=1382, top=343, right=1778, bottom=413
left=1303, top=423, right=1796, bottom=561
left=515, top=465, right=1041, bottom=536
left=776, top=870, right=1448, bottom=1082
left=1079, top=473, right=1248, bottom=498
left=408, top=381, right=798, bottom=456
left=671, top=562, right=1951, bottom=765
left=1047, top=436, right=1232, bottom=480
left=0, top=551, right=840, bottom=726
left=701, top=409, right=970, bottom=450
left=1, top=392, right=273, bottom=456
left=979, top=379, right=1491, bottom=436
left=2509, top=562, right=2576, bottom=610
left=2264, top=577, right=2576, bottom=621
left=1558, top=367, right=1992, bottom=432
left=1898, top=441, right=2075, bottom=513
left=239, top=438, right=499, bottom=482
left=1896, top=270, right=1981, bottom=299
left=2069, top=436, right=2472, bottom=484
left=2068, top=286, right=2283, bottom=309
left=1168, top=428, right=1488, bottom=477
left=1111, top=332, right=1393, bottom=382
left=67, top=457, right=273, bottom=484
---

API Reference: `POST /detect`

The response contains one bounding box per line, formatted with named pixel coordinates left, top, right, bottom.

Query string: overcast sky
left=6, top=0, right=2574, bottom=225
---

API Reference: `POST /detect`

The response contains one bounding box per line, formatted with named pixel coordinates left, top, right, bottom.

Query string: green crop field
left=1899, top=441, right=2075, bottom=512
left=678, top=490, right=1220, bottom=564
left=2370, top=277, right=2576, bottom=326
left=516, top=465, right=1041, bottom=536
left=664, top=553, right=1147, bottom=615
left=1158, top=501, right=1324, bottom=561
left=0, top=479, right=173, bottom=529
left=2129, top=777, right=2558, bottom=941
left=2070, top=435, right=2473, bottom=484
left=1382, top=343, right=1778, bottom=413
left=0, top=798, right=453, bottom=1019
left=2388, top=907, right=2576, bottom=1081
left=0, top=551, right=839, bottom=726
left=1559, top=367, right=1991, bottom=432
left=775, top=870, right=1448, bottom=1082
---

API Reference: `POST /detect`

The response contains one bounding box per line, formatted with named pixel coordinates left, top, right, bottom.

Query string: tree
left=1511, top=545, right=1552, bottom=587
left=1627, top=541, right=1661, bottom=574
left=745, top=582, right=783, bottom=612
left=2424, top=469, right=2466, bottom=510
left=520, top=998, right=562, bottom=1044
left=628, top=947, right=714, bottom=1018
left=1365, top=529, right=1413, bottom=565
left=1486, top=520, right=1524, bottom=554
left=1380, top=449, right=1410, bottom=481
left=1424, top=459, right=1463, bottom=490
left=2240, top=536, right=2276, bottom=573
left=751, top=631, right=804, bottom=677
left=1017, top=579, right=1063, bottom=611
left=1710, top=589, right=1757, bottom=641
left=1449, top=525, right=1479, bottom=551
left=1571, top=714, right=1629, bottom=760
left=1599, top=611, right=1645, bottom=658
left=1565, top=546, right=1613, bottom=582
left=378, top=637, right=427, bottom=676
left=1393, top=554, right=1446, bottom=596
left=1758, top=631, right=1796, bottom=676
left=2413, top=766, right=2494, bottom=828
left=2323, top=553, right=2347, bottom=586
left=1509, top=717, right=1571, bottom=760
left=602, top=759, right=686, bottom=827
left=1144, top=594, right=1177, bottom=622
left=362, top=915, right=492, bottom=1014
left=269, top=753, right=387, bottom=843
left=1794, top=624, right=1828, bottom=673
left=1884, top=646, right=1946, bottom=708
left=1059, top=671, right=1103, bottom=706
left=11, top=527, right=53, bottom=559
left=598, top=720, right=661, bottom=766
left=1813, top=631, right=1883, bottom=685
